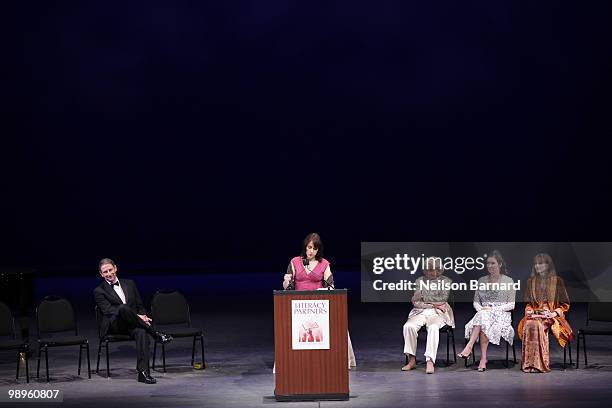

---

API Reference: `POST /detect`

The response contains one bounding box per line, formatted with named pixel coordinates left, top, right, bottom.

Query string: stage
left=5, top=0, right=612, bottom=406
left=1, top=273, right=612, bottom=407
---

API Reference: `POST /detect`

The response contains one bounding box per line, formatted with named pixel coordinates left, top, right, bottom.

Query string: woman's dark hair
left=300, top=233, right=324, bottom=260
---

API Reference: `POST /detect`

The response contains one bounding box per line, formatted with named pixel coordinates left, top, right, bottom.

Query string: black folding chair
left=36, top=296, right=90, bottom=382
left=151, top=290, right=205, bottom=372
left=0, top=301, right=29, bottom=382
left=576, top=302, right=612, bottom=368
left=94, top=305, right=133, bottom=377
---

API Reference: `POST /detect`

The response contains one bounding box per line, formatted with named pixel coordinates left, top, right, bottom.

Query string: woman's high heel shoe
left=457, top=350, right=472, bottom=360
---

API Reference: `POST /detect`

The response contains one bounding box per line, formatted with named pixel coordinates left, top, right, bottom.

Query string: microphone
left=303, top=258, right=309, bottom=267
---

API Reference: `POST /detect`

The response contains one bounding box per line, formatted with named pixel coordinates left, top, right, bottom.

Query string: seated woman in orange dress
left=518, top=253, right=573, bottom=373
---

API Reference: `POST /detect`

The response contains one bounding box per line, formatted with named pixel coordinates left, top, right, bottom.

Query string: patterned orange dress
left=517, top=275, right=573, bottom=372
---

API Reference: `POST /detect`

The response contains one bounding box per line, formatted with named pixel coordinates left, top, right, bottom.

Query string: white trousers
left=403, top=309, right=446, bottom=363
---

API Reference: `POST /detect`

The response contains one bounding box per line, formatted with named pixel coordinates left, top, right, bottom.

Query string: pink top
left=291, top=256, right=330, bottom=291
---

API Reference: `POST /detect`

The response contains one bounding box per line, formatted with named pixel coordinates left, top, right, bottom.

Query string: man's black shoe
left=137, top=370, right=157, bottom=384
left=155, top=331, right=173, bottom=344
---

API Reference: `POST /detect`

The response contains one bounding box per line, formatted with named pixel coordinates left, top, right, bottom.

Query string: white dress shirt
left=109, top=279, right=127, bottom=304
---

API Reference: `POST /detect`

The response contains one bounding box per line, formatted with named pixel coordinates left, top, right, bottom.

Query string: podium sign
left=291, top=299, right=330, bottom=350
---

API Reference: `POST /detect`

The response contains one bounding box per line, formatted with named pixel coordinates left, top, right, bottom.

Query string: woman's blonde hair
left=425, top=256, right=444, bottom=273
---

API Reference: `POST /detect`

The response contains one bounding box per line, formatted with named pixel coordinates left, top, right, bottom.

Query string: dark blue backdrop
left=3, top=0, right=612, bottom=274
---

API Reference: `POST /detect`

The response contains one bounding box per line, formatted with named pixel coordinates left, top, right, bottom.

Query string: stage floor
left=2, top=286, right=612, bottom=407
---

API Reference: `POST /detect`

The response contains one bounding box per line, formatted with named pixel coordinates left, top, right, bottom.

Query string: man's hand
left=138, top=314, right=152, bottom=326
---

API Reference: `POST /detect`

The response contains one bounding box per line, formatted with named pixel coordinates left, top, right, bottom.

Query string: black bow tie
left=110, top=281, right=119, bottom=287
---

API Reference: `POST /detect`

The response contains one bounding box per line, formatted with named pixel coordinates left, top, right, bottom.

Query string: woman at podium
left=517, top=253, right=573, bottom=373
left=402, top=256, right=455, bottom=374
left=282, top=233, right=357, bottom=369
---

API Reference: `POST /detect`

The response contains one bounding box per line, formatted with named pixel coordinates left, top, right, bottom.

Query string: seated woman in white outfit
left=402, top=257, right=455, bottom=374
left=457, top=250, right=515, bottom=371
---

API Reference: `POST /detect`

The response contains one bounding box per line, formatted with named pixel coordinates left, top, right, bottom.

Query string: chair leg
left=576, top=334, right=580, bottom=369
left=583, top=334, right=588, bottom=366
left=16, top=351, right=20, bottom=380
left=86, top=342, right=91, bottom=379
left=563, top=344, right=567, bottom=369
left=25, top=349, right=29, bottom=383
left=451, top=331, right=456, bottom=364
left=45, top=347, right=50, bottom=382
left=512, top=340, right=517, bottom=363
left=445, top=331, right=450, bottom=367
left=96, top=341, right=102, bottom=373
left=568, top=341, right=573, bottom=366
left=191, top=336, right=196, bottom=366
left=152, top=340, right=157, bottom=370
left=463, top=338, right=469, bottom=368
left=504, top=341, right=509, bottom=368
left=200, top=335, right=206, bottom=369
left=36, top=347, right=41, bottom=378
left=162, top=343, right=166, bottom=373
left=105, top=342, right=110, bottom=378
left=78, top=344, right=83, bottom=375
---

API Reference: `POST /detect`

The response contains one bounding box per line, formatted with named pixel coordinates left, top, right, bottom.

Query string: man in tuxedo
left=94, top=258, right=172, bottom=384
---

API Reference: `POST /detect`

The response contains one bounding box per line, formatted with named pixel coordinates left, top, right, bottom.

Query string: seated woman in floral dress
left=458, top=250, right=515, bottom=372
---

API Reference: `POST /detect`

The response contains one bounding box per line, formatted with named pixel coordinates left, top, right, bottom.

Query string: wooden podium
left=273, top=289, right=349, bottom=401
